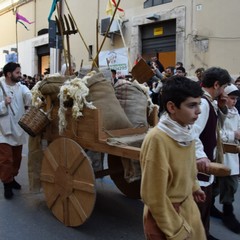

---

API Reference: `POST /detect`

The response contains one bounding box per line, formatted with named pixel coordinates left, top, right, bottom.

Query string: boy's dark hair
left=161, top=76, right=203, bottom=113
left=195, top=67, right=205, bottom=74
left=176, top=61, right=183, bottom=67
left=235, top=76, right=240, bottom=83
left=176, top=66, right=186, bottom=73
left=201, top=67, right=231, bottom=88
left=3, top=62, right=21, bottom=77
left=111, top=69, right=116, bottom=74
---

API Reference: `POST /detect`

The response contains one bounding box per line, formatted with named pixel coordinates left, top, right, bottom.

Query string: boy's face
left=235, top=81, right=240, bottom=89
left=226, top=95, right=238, bottom=109
left=168, top=97, right=201, bottom=126
left=175, top=69, right=185, bottom=76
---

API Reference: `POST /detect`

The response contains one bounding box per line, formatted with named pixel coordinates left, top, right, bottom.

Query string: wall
left=0, top=0, right=240, bottom=76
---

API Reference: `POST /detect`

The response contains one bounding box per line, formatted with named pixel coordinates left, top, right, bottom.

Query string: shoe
left=207, top=234, right=219, bottom=240
left=210, top=205, right=222, bottom=219
left=222, top=214, right=240, bottom=234
left=3, top=182, right=14, bottom=199
left=11, top=179, right=21, bottom=190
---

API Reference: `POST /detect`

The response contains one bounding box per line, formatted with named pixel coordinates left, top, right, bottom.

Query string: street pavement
left=0, top=143, right=239, bottom=240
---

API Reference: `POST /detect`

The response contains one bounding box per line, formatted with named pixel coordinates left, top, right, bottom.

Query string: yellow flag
left=106, top=0, right=114, bottom=16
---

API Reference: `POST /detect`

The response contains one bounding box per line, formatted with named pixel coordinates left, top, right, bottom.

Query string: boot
left=210, top=197, right=222, bottom=219
left=3, top=182, right=13, bottom=199
left=11, top=178, right=21, bottom=190
left=207, top=235, right=219, bottom=240
left=222, top=204, right=240, bottom=234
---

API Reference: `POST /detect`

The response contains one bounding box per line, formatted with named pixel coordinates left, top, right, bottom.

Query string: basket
left=18, top=106, right=51, bottom=137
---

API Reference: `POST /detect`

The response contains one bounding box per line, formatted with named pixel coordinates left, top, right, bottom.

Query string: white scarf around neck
left=157, top=113, right=195, bottom=145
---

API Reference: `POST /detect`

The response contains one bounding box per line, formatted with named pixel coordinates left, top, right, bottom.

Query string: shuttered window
left=144, top=0, right=172, bottom=8
left=141, top=19, right=176, bottom=54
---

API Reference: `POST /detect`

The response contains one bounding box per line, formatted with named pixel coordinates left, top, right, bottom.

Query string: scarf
left=227, top=107, right=238, bottom=119
left=157, top=113, right=195, bottom=146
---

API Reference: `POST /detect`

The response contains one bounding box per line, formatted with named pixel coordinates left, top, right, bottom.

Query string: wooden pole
left=96, top=18, right=99, bottom=67
left=91, top=0, right=122, bottom=70
left=15, top=15, right=19, bottom=58
left=63, top=0, right=98, bottom=69
left=116, top=19, right=132, bottom=70
left=56, top=4, right=68, bottom=74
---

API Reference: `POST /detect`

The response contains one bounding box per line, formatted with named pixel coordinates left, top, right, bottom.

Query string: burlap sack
left=38, top=74, right=72, bottom=102
left=86, top=72, right=133, bottom=130
left=114, top=79, right=148, bottom=127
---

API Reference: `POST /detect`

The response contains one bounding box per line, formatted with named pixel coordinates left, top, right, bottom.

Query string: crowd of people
left=0, top=60, right=239, bottom=240
left=20, top=73, right=44, bottom=90
left=140, top=61, right=240, bottom=240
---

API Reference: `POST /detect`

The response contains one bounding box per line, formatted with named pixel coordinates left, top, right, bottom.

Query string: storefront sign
left=99, top=47, right=128, bottom=77
left=154, top=27, right=163, bottom=36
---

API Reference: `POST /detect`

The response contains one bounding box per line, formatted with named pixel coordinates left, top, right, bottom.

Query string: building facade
left=0, top=0, right=239, bottom=77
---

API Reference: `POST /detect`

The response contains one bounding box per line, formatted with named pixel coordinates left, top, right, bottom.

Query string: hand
left=152, top=82, right=157, bottom=88
left=5, top=96, right=11, bottom=106
left=193, top=189, right=206, bottom=203
left=235, top=130, right=240, bottom=140
left=196, top=157, right=210, bottom=173
left=217, top=93, right=228, bottom=109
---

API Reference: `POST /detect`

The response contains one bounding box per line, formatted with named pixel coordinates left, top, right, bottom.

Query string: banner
left=99, top=47, right=128, bottom=77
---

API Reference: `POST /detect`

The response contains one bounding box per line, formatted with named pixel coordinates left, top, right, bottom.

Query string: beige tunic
left=140, top=127, right=206, bottom=240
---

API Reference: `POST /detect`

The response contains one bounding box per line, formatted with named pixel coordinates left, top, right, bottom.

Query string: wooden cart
left=40, top=99, right=159, bottom=227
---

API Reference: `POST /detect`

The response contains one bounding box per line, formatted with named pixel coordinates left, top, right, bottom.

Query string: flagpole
left=116, top=19, right=131, bottom=70
left=96, top=0, right=100, bottom=67
left=91, top=0, right=122, bottom=70
left=16, top=16, right=19, bottom=58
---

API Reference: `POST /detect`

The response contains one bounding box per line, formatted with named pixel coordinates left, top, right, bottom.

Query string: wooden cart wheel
left=108, top=154, right=141, bottom=199
left=41, top=138, right=96, bottom=227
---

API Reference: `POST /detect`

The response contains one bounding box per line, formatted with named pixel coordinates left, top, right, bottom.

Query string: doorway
left=141, top=19, right=176, bottom=70
left=36, top=44, right=50, bottom=75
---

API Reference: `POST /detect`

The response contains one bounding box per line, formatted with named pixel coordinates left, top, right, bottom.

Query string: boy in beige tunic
left=140, top=76, right=207, bottom=240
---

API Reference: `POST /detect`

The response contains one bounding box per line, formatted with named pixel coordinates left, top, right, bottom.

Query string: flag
left=106, top=0, right=114, bottom=16
left=111, top=0, right=124, bottom=12
left=17, top=21, right=29, bottom=31
left=16, top=12, right=34, bottom=31
left=106, top=0, right=124, bottom=16
left=48, top=0, right=60, bottom=21
left=16, top=12, right=34, bottom=24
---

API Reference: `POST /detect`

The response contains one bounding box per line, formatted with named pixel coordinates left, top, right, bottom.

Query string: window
left=144, top=0, right=172, bottom=8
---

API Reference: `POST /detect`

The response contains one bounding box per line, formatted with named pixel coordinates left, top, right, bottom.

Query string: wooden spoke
left=69, top=194, right=88, bottom=222
left=72, top=180, right=95, bottom=193
left=47, top=188, right=61, bottom=209
left=63, top=198, right=69, bottom=226
left=40, top=173, right=55, bottom=183
left=44, top=148, right=59, bottom=171
left=68, top=154, right=87, bottom=175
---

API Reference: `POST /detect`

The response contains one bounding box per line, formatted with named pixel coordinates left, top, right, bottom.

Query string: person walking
left=140, top=76, right=206, bottom=240
left=193, top=67, right=231, bottom=240
left=218, top=84, right=240, bottom=233
left=0, top=62, right=32, bottom=199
